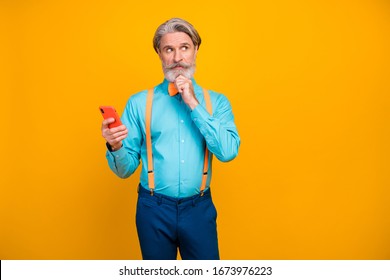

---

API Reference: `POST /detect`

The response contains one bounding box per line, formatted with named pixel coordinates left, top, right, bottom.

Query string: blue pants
left=136, top=185, right=220, bottom=260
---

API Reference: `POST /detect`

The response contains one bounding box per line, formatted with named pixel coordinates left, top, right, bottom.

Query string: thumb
left=102, top=118, right=115, bottom=128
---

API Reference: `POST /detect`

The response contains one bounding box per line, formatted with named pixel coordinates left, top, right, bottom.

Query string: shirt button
left=181, top=139, right=185, bottom=143
left=180, top=120, right=184, bottom=123
left=181, top=160, right=185, bottom=164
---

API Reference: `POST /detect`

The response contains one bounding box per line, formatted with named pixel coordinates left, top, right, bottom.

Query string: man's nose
left=173, top=50, right=183, bottom=63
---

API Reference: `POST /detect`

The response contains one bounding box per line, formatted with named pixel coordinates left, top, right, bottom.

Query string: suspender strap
left=145, top=88, right=213, bottom=196
left=200, top=88, right=212, bottom=195
left=145, top=89, right=155, bottom=195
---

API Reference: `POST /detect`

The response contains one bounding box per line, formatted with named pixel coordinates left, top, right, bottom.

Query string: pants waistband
left=137, top=184, right=211, bottom=206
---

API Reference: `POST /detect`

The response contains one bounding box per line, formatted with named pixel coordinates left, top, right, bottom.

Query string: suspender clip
left=150, top=189, right=154, bottom=196
left=200, top=190, right=204, bottom=197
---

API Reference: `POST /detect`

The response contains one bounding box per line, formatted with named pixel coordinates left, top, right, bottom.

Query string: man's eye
left=181, top=46, right=188, bottom=50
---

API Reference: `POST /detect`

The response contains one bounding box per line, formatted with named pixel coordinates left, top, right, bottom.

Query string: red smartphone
left=99, top=106, right=123, bottom=128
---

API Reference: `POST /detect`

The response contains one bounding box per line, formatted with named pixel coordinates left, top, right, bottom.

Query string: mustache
left=164, top=62, right=192, bottom=69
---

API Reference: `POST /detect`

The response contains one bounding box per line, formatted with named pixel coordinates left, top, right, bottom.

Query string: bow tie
left=168, top=83, right=179, bottom=96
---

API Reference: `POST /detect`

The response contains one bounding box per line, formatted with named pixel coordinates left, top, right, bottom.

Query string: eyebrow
left=161, top=42, right=191, bottom=51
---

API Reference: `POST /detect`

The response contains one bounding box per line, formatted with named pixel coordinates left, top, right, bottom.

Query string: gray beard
left=163, top=65, right=196, bottom=82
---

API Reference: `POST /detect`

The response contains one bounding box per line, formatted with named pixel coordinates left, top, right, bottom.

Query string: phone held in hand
left=99, top=106, right=123, bottom=128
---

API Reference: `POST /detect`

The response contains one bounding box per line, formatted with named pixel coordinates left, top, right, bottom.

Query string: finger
left=102, top=118, right=115, bottom=128
left=102, top=126, right=127, bottom=141
left=175, top=81, right=188, bottom=93
left=108, top=124, right=127, bottom=133
left=104, top=117, right=115, bottom=124
left=175, top=74, right=184, bottom=81
left=174, top=75, right=187, bottom=84
left=176, top=74, right=189, bottom=81
left=108, top=133, right=128, bottom=146
left=176, top=76, right=192, bottom=86
left=116, top=134, right=128, bottom=142
left=110, top=129, right=128, bottom=139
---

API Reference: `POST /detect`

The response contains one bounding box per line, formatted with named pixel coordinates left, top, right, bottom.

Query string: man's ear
left=156, top=49, right=163, bottom=60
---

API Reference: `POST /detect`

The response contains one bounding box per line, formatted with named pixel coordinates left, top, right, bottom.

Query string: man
left=101, top=18, right=240, bottom=260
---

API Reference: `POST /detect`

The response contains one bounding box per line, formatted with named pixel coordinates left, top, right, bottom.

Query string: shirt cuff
left=106, top=143, right=127, bottom=158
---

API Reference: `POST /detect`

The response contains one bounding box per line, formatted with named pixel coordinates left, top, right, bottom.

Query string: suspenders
left=145, top=88, right=213, bottom=196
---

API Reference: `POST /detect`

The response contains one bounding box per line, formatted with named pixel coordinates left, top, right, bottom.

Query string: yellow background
left=1, top=0, right=389, bottom=259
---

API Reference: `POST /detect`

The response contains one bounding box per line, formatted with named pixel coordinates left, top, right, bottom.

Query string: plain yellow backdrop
left=1, top=0, right=389, bottom=259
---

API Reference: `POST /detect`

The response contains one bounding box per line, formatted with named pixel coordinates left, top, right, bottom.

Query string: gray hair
left=153, top=18, right=201, bottom=53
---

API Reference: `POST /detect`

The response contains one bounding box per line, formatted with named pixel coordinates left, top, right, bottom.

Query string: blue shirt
left=106, top=79, right=240, bottom=198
